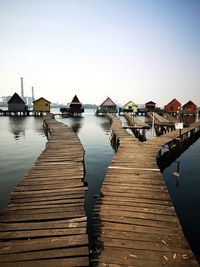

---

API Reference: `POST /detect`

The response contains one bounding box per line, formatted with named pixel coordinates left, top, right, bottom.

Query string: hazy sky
left=0, top=0, right=199, bottom=106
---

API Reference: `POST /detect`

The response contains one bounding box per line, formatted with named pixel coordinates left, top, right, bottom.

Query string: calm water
left=0, top=116, right=46, bottom=210
left=0, top=109, right=199, bottom=261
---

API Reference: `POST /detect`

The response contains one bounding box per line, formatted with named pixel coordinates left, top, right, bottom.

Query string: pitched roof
left=166, top=98, right=181, bottom=106
left=7, top=93, right=25, bottom=104
left=124, top=101, right=137, bottom=107
left=100, top=97, right=117, bottom=107
left=70, top=95, right=82, bottom=104
left=182, top=100, right=197, bottom=108
left=145, top=101, right=156, bottom=105
left=33, top=97, right=51, bottom=103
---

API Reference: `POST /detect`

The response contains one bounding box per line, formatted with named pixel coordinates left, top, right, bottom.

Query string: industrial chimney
left=20, top=77, right=24, bottom=99
left=31, top=86, right=35, bottom=102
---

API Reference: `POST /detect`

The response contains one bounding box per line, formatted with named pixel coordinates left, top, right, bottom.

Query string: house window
left=170, top=106, right=173, bottom=111
left=46, top=104, right=48, bottom=107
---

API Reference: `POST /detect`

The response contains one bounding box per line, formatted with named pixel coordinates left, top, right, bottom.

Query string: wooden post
left=152, top=112, right=155, bottom=138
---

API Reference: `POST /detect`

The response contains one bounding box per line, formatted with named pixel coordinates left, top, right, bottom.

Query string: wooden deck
left=92, top=114, right=199, bottom=266
left=147, top=111, right=174, bottom=126
left=0, top=114, right=89, bottom=266
left=123, top=113, right=150, bottom=129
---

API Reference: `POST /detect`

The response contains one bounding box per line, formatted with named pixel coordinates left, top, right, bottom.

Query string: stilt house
left=164, top=98, right=181, bottom=115
left=33, top=97, right=51, bottom=114
left=122, top=101, right=138, bottom=114
left=7, top=93, right=26, bottom=112
left=68, top=95, right=84, bottom=116
left=95, top=97, right=117, bottom=116
left=145, top=101, right=156, bottom=111
left=182, top=101, right=197, bottom=115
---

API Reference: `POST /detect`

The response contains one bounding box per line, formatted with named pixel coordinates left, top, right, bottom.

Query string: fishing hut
left=164, top=98, right=181, bottom=116
left=145, top=101, right=156, bottom=111
left=119, top=101, right=138, bottom=115
left=181, top=101, right=197, bottom=116
left=68, top=95, right=84, bottom=116
left=33, top=97, right=51, bottom=116
left=60, top=95, right=84, bottom=117
left=6, top=92, right=29, bottom=116
left=95, top=97, right=118, bottom=116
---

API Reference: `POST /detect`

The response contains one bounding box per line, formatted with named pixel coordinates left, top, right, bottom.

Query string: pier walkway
left=123, top=113, right=150, bottom=129
left=0, top=114, right=89, bottom=266
left=92, top=114, right=199, bottom=266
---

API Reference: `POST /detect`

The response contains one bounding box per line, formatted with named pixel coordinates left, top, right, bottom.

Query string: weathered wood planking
left=124, top=113, right=150, bottom=129
left=92, top=114, right=199, bottom=266
left=0, top=113, right=89, bottom=266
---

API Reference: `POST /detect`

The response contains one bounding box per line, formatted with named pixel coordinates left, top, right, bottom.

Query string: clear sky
left=0, top=0, right=199, bottom=107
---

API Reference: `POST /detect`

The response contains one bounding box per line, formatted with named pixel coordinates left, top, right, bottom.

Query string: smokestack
left=20, top=77, right=24, bottom=99
left=31, top=86, right=35, bottom=102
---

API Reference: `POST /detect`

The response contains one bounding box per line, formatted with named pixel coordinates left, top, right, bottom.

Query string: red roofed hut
left=182, top=101, right=197, bottom=115
left=164, top=98, right=181, bottom=115
left=145, top=101, right=156, bottom=111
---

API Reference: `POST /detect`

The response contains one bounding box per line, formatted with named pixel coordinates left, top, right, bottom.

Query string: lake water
left=0, top=109, right=199, bottom=262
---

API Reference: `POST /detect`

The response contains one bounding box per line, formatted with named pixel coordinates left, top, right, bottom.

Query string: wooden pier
left=123, top=113, right=150, bottom=141
left=123, top=113, right=150, bottom=130
left=0, top=114, right=89, bottom=266
left=147, top=111, right=176, bottom=135
left=92, top=114, right=199, bottom=266
left=0, top=110, right=50, bottom=117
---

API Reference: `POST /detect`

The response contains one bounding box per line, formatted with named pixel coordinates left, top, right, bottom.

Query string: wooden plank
left=96, top=196, right=173, bottom=207
left=0, top=217, right=87, bottom=231
left=0, top=247, right=88, bottom=263
left=9, top=193, right=85, bottom=203
left=0, top=257, right=89, bottom=267
left=3, top=205, right=85, bottom=215
left=0, top=210, right=86, bottom=222
left=11, top=188, right=86, bottom=198
left=0, top=235, right=88, bottom=254
left=0, top=228, right=86, bottom=239
left=94, top=214, right=180, bottom=229
left=16, top=182, right=84, bottom=190
left=99, top=229, right=187, bottom=245
left=94, top=203, right=176, bottom=216
left=6, top=201, right=84, bottom=211
left=99, top=248, right=197, bottom=267
left=7, top=198, right=84, bottom=207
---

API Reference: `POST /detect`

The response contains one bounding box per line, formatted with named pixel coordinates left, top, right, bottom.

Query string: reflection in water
left=68, top=116, right=83, bottom=134
left=99, top=120, right=111, bottom=135
left=33, top=117, right=46, bottom=136
left=0, top=116, right=46, bottom=212
left=157, top=130, right=200, bottom=173
left=8, top=117, right=26, bottom=140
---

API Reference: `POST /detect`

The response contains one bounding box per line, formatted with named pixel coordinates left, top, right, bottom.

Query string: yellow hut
left=123, top=101, right=138, bottom=114
left=33, top=97, right=51, bottom=114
